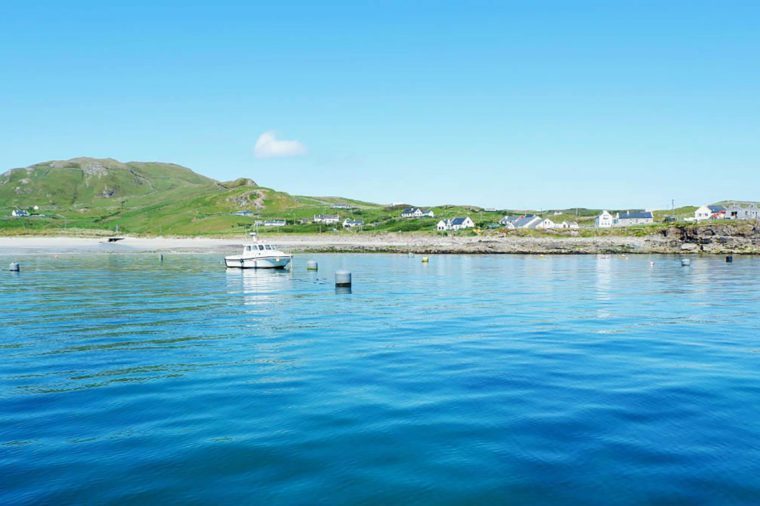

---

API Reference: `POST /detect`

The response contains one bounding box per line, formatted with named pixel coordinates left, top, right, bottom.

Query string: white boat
left=225, top=239, right=292, bottom=269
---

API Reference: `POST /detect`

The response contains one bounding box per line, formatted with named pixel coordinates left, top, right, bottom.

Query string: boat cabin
left=245, top=244, right=276, bottom=252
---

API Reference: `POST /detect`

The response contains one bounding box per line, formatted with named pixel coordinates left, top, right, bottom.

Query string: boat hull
left=224, top=255, right=292, bottom=269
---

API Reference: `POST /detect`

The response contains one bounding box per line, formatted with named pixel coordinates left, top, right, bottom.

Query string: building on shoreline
left=500, top=215, right=543, bottom=229
left=615, top=211, right=654, bottom=227
left=437, top=216, right=474, bottom=231
left=595, top=211, right=614, bottom=228
left=724, top=202, right=760, bottom=221
left=695, top=205, right=726, bottom=221
left=537, top=218, right=556, bottom=230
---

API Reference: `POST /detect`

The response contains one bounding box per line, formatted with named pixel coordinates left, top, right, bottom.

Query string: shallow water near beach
left=1, top=253, right=759, bottom=504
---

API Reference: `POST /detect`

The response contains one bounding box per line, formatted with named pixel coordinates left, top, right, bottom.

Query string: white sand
left=0, top=233, right=658, bottom=255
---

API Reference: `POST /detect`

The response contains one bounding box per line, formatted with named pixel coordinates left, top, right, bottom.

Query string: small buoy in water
left=159, top=254, right=164, bottom=263
left=8, top=262, right=20, bottom=272
left=681, top=258, right=691, bottom=267
left=335, top=270, right=352, bottom=287
left=726, top=256, right=733, bottom=263
left=650, top=261, right=655, bottom=267
left=306, top=260, right=318, bottom=271
left=421, top=256, right=429, bottom=263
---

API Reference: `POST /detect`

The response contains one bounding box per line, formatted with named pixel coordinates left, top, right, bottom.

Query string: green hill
left=0, top=157, right=388, bottom=236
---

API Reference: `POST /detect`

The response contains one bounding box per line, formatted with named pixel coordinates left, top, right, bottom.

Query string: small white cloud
left=254, top=131, right=307, bottom=158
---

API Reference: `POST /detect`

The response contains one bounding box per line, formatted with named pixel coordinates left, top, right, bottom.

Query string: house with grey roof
left=402, top=207, right=435, bottom=219
left=615, top=210, right=654, bottom=227
left=506, top=214, right=543, bottom=229
left=437, top=216, right=474, bottom=231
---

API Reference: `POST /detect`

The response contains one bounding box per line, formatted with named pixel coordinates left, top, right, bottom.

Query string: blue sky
left=1, top=1, right=759, bottom=209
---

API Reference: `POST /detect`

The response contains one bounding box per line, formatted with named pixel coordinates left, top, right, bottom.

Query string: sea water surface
left=1, top=253, right=759, bottom=504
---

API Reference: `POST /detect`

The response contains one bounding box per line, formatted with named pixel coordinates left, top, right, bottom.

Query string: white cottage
left=695, top=205, right=726, bottom=221
left=401, top=207, right=435, bottom=218
left=437, top=216, right=475, bottom=231
left=536, top=218, right=556, bottom=230
left=595, top=210, right=614, bottom=228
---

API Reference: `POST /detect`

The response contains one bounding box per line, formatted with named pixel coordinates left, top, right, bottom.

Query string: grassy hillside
left=1, top=157, right=747, bottom=237
left=0, top=157, right=386, bottom=236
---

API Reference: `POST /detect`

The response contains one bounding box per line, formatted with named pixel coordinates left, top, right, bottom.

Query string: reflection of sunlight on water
left=595, top=255, right=613, bottom=319
left=226, top=268, right=292, bottom=307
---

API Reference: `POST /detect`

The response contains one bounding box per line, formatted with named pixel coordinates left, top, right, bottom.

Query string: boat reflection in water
left=226, top=266, right=292, bottom=308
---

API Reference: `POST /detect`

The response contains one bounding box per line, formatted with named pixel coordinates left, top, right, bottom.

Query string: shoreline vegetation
left=2, top=222, right=759, bottom=255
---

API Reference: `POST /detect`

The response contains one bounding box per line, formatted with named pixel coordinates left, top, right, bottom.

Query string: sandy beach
left=0, top=233, right=667, bottom=255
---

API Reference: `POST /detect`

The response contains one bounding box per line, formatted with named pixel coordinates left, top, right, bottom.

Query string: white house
left=615, top=211, right=654, bottom=227
left=558, top=221, right=580, bottom=229
left=695, top=205, right=726, bottom=221
left=437, top=216, right=475, bottom=231
left=401, top=207, right=435, bottom=219
left=450, top=216, right=474, bottom=230
left=536, top=218, right=556, bottom=230
left=595, top=210, right=614, bottom=228
left=11, top=209, right=30, bottom=217
left=313, top=214, right=340, bottom=224
left=342, top=218, right=364, bottom=228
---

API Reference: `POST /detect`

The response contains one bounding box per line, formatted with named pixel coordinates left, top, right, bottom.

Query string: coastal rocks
left=660, top=223, right=760, bottom=254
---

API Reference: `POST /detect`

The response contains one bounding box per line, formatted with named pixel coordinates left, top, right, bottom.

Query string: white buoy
left=8, top=262, right=20, bottom=272
left=681, top=258, right=691, bottom=267
left=335, top=270, right=352, bottom=287
left=306, top=260, right=318, bottom=271
left=421, top=256, right=429, bottom=263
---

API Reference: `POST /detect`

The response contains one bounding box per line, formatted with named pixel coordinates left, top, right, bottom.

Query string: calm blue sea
left=1, top=253, right=759, bottom=505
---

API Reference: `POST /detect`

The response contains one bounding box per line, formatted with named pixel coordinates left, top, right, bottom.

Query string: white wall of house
left=451, top=217, right=475, bottom=230
left=595, top=211, right=613, bottom=228
left=694, top=205, right=712, bottom=221
left=537, top=218, right=556, bottom=229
